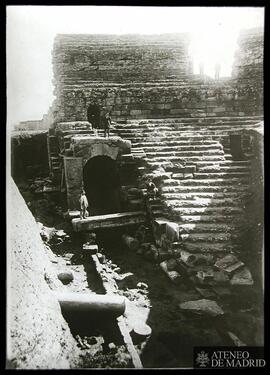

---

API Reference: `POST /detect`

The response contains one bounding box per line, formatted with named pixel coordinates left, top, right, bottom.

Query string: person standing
left=103, top=112, right=111, bottom=138
left=79, top=190, right=89, bottom=219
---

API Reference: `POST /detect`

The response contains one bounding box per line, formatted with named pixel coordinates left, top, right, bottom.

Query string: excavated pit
left=15, top=178, right=264, bottom=368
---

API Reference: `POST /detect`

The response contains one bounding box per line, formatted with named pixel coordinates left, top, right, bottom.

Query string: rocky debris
left=83, top=243, right=98, bottom=254
left=160, top=260, right=182, bottom=284
left=145, top=244, right=159, bottom=261
left=122, top=234, right=139, bottom=251
left=179, top=299, right=224, bottom=317
left=29, top=177, right=58, bottom=194
left=214, top=254, right=244, bottom=273
left=230, top=267, right=254, bottom=285
left=108, top=342, right=117, bottom=351
left=212, top=286, right=231, bottom=297
left=137, top=282, right=148, bottom=290
left=195, top=287, right=216, bottom=299
left=85, top=232, right=97, bottom=244
left=76, top=335, right=104, bottom=355
left=58, top=271, right=74, bottom=285
left=55, top=229, right=67, bottom=238
left=179, top=250, right=214, bottom=267
left=166, top=222, right=179, bottom=241
left=195, top=269, right=214, bottom=284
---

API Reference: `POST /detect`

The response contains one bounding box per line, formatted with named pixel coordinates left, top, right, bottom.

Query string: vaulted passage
left=83, top=156, right=121, bottom=215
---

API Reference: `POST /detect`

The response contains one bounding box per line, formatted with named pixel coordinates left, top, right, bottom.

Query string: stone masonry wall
left=231, top=28, right=263, bottom=114
left=53, top=34, right=192, bottom=84
left=51, top=30, right=263, bottom=123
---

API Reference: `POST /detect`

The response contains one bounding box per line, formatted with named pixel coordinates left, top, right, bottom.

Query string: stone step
left=171, top=206, right=243, bottom=215
left=164, top=198, right=243, bottom=208
left=137, top=144, right=223, bottom=152
left=132, top=140, right=221, bottom=147
left=145, top=160, right=249, bottom=170
left=162, top=192, right=243, bottom=200
left=161, top=185, right=248, bottom=193
left=198, top=165, right=250, bottom=173
left=118, top=119, right=261, bottom=127
left=125, top=136, right=223, bottom=142
left=145, top=150, right=225, bottom=157
left=144, top=155, right=227, bottom=163
left=180, top=232, right=232, bottom=242
left=181, top=242, right=233, bottom=253
left=163, top=178, right=249, bottom=186
left=178, top=223, right=236, bottom=233
left=125, top=116, right=262, bottom=124
left=193, top=172, right=250, bottom=179
left=178, top=215, right=242, bottom=223
left=117, top=124, right=260, bottom=132
left=72, top=211, right=146, bottom=231
left=116, top=128, right=255, bottom=137
left=196, top=160, right=250, bottom=167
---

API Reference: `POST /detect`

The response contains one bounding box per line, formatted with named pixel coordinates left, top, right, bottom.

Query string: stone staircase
left=113, top=116, right=262, bottom=256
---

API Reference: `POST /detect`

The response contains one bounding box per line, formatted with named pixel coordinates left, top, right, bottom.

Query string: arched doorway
left=83, top=156, right=121, bottom=215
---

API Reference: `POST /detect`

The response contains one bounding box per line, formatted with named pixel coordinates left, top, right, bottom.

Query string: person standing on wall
left=79, top=189, right=89, bottom=219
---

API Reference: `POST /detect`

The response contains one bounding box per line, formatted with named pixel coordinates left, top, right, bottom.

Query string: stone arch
left=83, top=155, right=121, bottom=215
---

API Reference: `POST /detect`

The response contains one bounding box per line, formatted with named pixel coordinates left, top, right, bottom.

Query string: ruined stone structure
left=47, top=27, right=264, bottom=292
left=51, top=30, right=263, bottom=125
left=48, top=28, right=263, bottom=212
left=9, top=26, right=264, bottom=369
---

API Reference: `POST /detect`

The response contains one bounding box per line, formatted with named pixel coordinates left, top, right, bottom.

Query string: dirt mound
left=6, top=178, right=81, bottom=369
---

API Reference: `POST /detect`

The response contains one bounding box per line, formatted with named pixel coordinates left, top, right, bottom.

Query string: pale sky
left=6, top=6, right=264, bottom=128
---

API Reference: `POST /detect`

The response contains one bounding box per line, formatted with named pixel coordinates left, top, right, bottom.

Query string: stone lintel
left=72, top=211, right=146, bottom=231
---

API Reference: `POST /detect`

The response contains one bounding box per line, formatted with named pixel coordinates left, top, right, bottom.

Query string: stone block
left=179, top=299, right=224, bottom=316
left=183, top=173, right=193, bottom=179
left=214, top=254, right=244, bottom=273
left=196, top=270, right=215, bottom=284
left=83, top=244, right=98, bottom=254
left=214, top=106, right=226, bottom=113
left=230, top=267, right=254, bottom=286
left=58, top=271, right=74, bottom=284
left=166, top=222, right=179, bottom=241
left=130, top=109, right=142, bottom=115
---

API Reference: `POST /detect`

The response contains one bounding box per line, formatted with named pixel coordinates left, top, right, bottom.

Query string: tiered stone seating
left=114, top=116, right=262, bottom=255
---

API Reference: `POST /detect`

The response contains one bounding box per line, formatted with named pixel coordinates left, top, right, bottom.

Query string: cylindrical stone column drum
left=54, top=292, right=126, bottom=317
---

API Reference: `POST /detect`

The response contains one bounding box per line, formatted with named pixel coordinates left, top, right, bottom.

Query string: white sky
left=6, top=6, right=264, bottom=128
